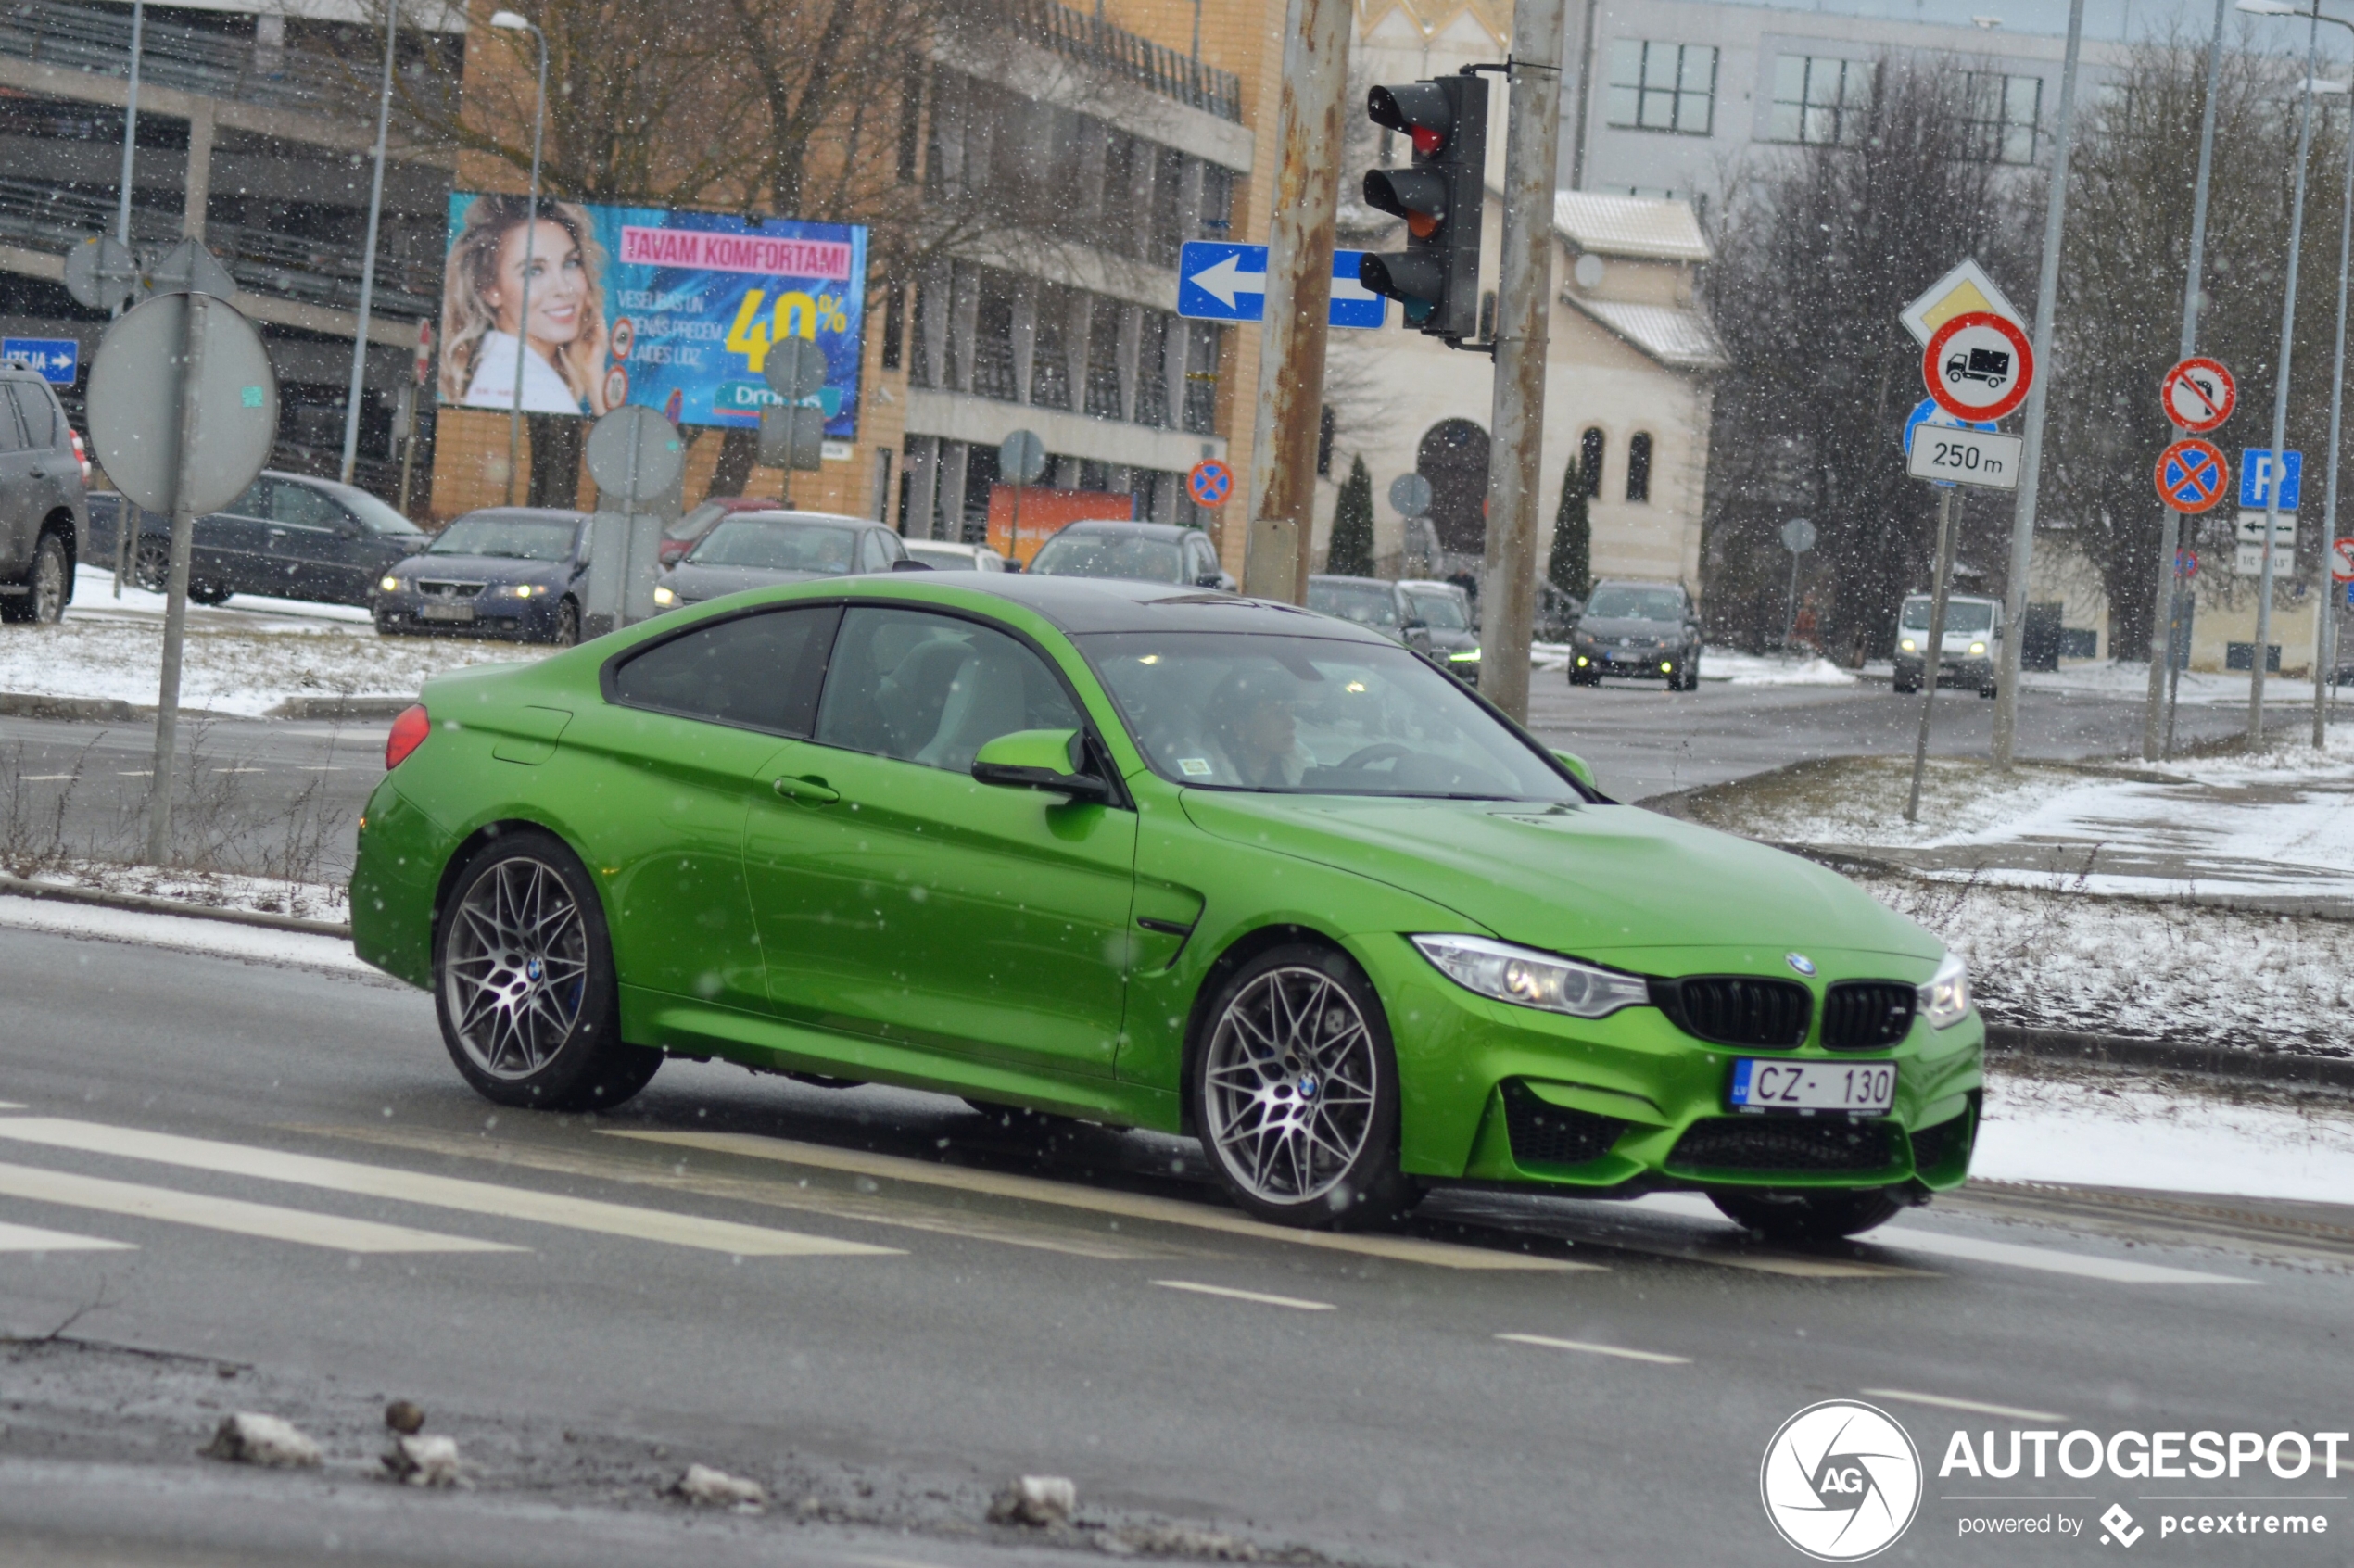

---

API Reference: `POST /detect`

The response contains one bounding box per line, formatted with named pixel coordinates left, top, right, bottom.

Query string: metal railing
left=1009, top=0, right=1242, bottom=124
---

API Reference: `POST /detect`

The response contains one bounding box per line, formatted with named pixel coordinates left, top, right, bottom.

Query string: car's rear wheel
left=434, top=829, right=661, bottom=1111
left=2, top=532, right=69, bottom=625
left=1710, top=1187, right=1905, bottom=1243
left=1191, top=943, right=1413, bottom=1230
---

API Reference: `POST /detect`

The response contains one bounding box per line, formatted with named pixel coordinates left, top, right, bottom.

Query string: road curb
left=0, top=873, right=352, bottom=939
left=1984, top=1021, right=2354, bottom=1094
left=266, top=696, right=414, bottom=721
left=0, top=692, right=147, bottom=722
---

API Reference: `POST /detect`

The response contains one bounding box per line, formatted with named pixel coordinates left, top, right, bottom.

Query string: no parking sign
left=1187, top=458, right=1234, bottom=510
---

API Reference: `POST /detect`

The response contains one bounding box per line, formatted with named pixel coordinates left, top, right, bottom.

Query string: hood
left=664, top=562, right=836, bottom=601
left=1422, top=627, right=1478, bottom=653
left=401, top=552, right=576, bottom=584
left=1179, top=790, right=1940, bottom=972
left=1576, top=616, right=1687, bottom=641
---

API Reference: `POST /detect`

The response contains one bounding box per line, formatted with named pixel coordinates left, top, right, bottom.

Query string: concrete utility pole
left=1478, top=0, right=1569, bottom=725
left=1991, top=0, right=2085, bottom=768
left=2146, top=0, right=2231, bottom=761
left=1241, top=0, right=1348, bottom=604
left=339, top=0, right=399, bottom=486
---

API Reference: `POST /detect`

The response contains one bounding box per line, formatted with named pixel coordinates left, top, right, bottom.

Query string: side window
left=0, top=386, right=28, bottom=452
left=814, top=606, right=1082, bottom=773
left=224, top=478, right=272, bottom=517
left=274, top=484, right=348, bottom=530
left=12, top=384, right=55, bottom=447
left=858, top=530, right=895, bottom=573
left=609, top=605, right=841, bottom=735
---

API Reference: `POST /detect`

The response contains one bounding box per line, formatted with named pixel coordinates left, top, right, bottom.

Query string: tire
left=1892, top=677, right=1918, bottom=696
left=1190, top=942, right=1414, bottom=1230
left=132, top=537, right=170, bottom=592
left=1710, top=1187, right=1905, bottom=1243
left=433, top=828, right=662, bottom=1111
left=550, top=598, right=580, bottom=647
left=187, top=581, right=233, bottom=606
left=1, top=531, right=69, bottom=625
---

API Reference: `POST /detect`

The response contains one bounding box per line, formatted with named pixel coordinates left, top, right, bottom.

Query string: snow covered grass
left=1677, top=753, right=2095, bottom=849
left=0, top=890, right=373, bottom=977
left=1697, top=648, right=1858, bottom=687
left=4, top=859, right=346, bottom=923
left=2019, top=659, right=2313, bottom=707
left=0, top=566, right=543, bottom=717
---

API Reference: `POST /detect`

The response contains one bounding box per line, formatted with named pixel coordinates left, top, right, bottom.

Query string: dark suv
left=0, top=364, right=88, bottom=625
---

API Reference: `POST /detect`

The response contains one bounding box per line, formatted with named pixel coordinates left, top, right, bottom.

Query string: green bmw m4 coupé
left=352, top=574, right=1981, bottom=1242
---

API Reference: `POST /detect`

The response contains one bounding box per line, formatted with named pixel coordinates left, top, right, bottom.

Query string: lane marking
left=0, top=1102, right=23, bottom=1111
left=1496, top=1332, right=1690, bottom=1365
left=1861, top=1387, right=2067, bottom=1423
left=0, top=1218, right=134, bottom=1253
left=0, top=1119, right=900, bottom=1259
left=0, top=1161, right=522, bottom=1254
left=1154, top=1280, right=1335, bottom=1311
left=609, top=1130, right=1598, bottom=1272
left=18, top=775, right=77, bottom=782
left=1870, top=1225, right=2255, bottom=1286
left=305, top=1123, right=1201, bottom=1262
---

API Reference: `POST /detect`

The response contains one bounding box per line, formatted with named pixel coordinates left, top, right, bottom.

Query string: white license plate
left=1728, top=1059, right=1896, bottom=1115
left=419, top=603, right=475, bottom=622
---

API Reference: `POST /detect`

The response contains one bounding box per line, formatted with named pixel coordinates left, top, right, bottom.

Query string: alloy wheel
left=32, top=540, right=64, bottom=622
left=1200, top=966, right=1380, bottom=1206
left=441, top=855, right=590, bottom=1080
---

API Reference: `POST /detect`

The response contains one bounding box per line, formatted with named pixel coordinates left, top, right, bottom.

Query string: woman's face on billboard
left=486, top=220, right=588, bottom=348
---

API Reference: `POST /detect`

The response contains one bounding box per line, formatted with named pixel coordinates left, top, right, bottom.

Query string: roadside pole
left=113, top=1, right=143, bottom=282
left=1991, top=0, right=2084, bottom=769
left=1240, top=0, right=1348, bottom=604
left=1905, top=488, right=1960, bottom=823
left=2316, top=65, right=2354, bottom=749
left=146, top=293, right=209, bottom=863
left=2148, top=0, right=2230, bottom=760
left=1476, top=0, right=1568, bottom=725
left=338, top=0, right=399, bottom=486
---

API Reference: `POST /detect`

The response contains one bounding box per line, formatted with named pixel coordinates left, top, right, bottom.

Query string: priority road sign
left=1186, top=458, right=1234, bottom=509
left=0, top=337, right=77, bottom=385
left=2240, top=449, right=2302, bottom=511
left=2161, top=357, right=2235, bottom=433
left=1924, top=310, right=2033, bottom=422
left=2334, top=537, right=2354, bottom=583
left=1900, top=258, right=2025, bottom=346
left=1177, top=242, right=1386, bottom=329
left=2155, top=438, right=2229, bottom=513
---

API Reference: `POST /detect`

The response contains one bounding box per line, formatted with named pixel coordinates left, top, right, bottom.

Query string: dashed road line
left=1155, top=1280, right=1335, bottom=1311
left=0, top=1162, right=520, bottom=1253
left=0, top=1218, right=133, bottom=1253
left=0, top=1118, right=901, bottom=1259
left=1861, top=1388, right=2068, bottom=1422
left=1496, top=1332, right=1690, bottom=1365
left=610, top=1129, right=1598, bottom=1272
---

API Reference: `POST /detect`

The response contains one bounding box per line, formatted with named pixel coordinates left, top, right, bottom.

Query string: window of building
left=1031, top=284, right=1071, bottom=410
left=1134, top=310, right=1171, bottom=429
left=907, top=280, right=937, bottom=387
left=1084, top=297, right=1124, bottom=420
left=1579, top=427, right=1605, bottom=497
left=1606, top=41, right=1717, bottom=136
left=969, top=274, right=1019, bottom=402
left=1316, top=405, right=1335, bottom=478
left=1148, top=147, right=1189, bottom=265
left=1200, top=164, right=1234, bottom=234
left=1769, top=55, right=1872, bottom=146
left=1964, top=71, right=2042, bottom=164
left=1626, top=432, right=1652, bottom=503
left=880, top=283, right=905, bottom=373
left=895, top=57, right=925, bottom=183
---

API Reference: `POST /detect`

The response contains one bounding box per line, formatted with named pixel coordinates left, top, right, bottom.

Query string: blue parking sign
left=0, top=337, right=78, bottom=386
left=2240, top=449, right=2302, bottom=511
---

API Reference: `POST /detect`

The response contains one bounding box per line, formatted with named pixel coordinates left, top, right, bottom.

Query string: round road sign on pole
left=2333, top=537, right=2354, bottom=583
left=998, top=428, right=1046, bottom=485
left=1923, top=310, right=2034, bottom=423
left=1388, top=473, right=1433, bottom=518
left=763, top=335, right=827, bottom=402
left=2177, top=549, right=2200, bottom=580
left=584, top=405, right=684, bottom=512
left=64, top=234, right=140, bottom=314
left=86, top=292, right=277, bottom=516
left=1780, top=517, right=1816, bottom=554
left=1186, top=458, right=1234, bottom=509
left=2154, top=438, right=2230, bottom=514
left=2162, top=357, right=2236, bottom=433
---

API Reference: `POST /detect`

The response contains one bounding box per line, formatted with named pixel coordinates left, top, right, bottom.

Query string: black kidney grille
left=1650, top=976, right=1811, bottom=1049
left=1500, top=1081, right=1627, bottom=1168
left=1821, top=981, right=1917, bottom=1051
left=1669, top=1118, right=1896, bottom=1174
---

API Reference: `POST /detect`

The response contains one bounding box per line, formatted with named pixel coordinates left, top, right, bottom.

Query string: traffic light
left=1360, top=73, right=1488, bottom=343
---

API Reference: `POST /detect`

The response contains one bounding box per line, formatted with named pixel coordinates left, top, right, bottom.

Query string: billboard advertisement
left=437, top=194, right=866, bottom=439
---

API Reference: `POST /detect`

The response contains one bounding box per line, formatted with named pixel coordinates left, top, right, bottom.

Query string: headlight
left=1899, top=638, right=1917, bottom=653
left=652, top=585, right=676, bottom=606
left=506, top=584, right=541, bottom=599
left=1968, top=641, right=1986, bottom=655
left=1575, top=654, right=1588, bottom=666
left=1411, top=934, right=1651, bottom=1019
left=378, top=575, right=401, bottom=593
left=1918, top=951, right=1969, bottom=1029
left=1449, top=648, right=1481, bottom=662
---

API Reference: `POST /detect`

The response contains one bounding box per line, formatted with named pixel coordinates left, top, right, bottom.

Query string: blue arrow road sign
left=1177, top=241, right=1386, bottom=329
left=1901, top=397, right=1997, bottom=489
left=0, top=337, right=77, bottom=385
left=2241, top=449, right=2302, bottom=510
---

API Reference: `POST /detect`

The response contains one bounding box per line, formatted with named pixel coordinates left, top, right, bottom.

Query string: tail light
left=70, top=428, right=91, bottom=483
left=386, top=703, right=430, bottom=769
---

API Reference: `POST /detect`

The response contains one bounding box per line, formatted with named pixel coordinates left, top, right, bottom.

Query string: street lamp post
left=114, top=0, right=144, bottom=299
left=489, top=9, right=547, bottom=509
left=338, top=0, right=399, bottom=487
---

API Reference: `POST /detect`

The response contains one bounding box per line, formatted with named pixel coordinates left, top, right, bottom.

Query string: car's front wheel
left=434, top=829, right=662, bottom=1110
left=1191, top=943, right=1414, bottom=1230
left=551, top=597, right=580, bottom=647
left=1711, top=1187, right=1905, bottom=1243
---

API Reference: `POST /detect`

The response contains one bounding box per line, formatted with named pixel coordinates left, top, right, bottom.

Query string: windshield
left=1080, top=632, right=1577, bottom=802
left=1306, top=580, right=1400, bottom=630
left=341, top=488, right=423, bottom=537
left=1901, top=598, right=1995, bottom=635
left=905, top=544, right=978, bottom=571
left=426, top=515, right=577, bottom=561
left=690, top=519, right=859, bottom=573
left=1029, top=531, right=1183, bottom=584
left=1585, top=586, right=1685, bottom=622
left=1401, top=587, right=1469, bottom=630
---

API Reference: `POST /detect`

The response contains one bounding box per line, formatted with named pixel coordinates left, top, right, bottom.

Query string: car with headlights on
left=373, top=508, right=588, bottom=644
left=1306, top=574, right=1425, bottom=651
left=353, top=574, right=1982, bottom=1244
left=652, top=510, right=905, bottom=613
left=1569, top=579, right=1702, bottom=690
left=1399, top=578, right=1481, bottom=684
left=1892, top=593, right=2003, bottom=698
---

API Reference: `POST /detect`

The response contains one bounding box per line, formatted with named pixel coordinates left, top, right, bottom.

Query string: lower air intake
left=1501, top=1081, right=1626, bottom=1167
left=1907, top=1112, right=1971, bottom=1172
left=1668, top=1118, right=1895, bottom=1173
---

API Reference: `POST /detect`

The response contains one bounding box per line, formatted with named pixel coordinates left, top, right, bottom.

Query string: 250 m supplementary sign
left=1906, top=426, right=2022, bottom=490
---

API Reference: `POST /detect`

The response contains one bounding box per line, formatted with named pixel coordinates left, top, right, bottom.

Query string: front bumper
left=1572, top=644, right=1691, bottom=679
left=374, top=589, right=563, bottom=639
left=1893, top=652, right=1995, bottom=689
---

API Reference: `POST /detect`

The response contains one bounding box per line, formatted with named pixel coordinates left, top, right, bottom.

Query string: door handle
left=772, top=774, right=839, bottom=804
left=27, top=469, right=44, bottom=479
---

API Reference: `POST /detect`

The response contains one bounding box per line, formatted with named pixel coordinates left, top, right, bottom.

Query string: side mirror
left=1196, top=572, right=1223, bottom=589
left=1550, top=749, right=1598, bottom=792
left=972, top=727, right=1110, bottom=803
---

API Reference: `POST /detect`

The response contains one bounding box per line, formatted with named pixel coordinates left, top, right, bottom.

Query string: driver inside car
left=1198, top=668, right=1318, bottom=788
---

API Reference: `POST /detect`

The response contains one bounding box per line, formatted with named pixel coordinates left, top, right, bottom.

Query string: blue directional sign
left=0, top=337, right=78, bottom=386
left=1900, top=397, right=1997, bottom=489
left=1177, top=241, right=1386, bottom=329
left=2241, top=449, right=2303, bottom=511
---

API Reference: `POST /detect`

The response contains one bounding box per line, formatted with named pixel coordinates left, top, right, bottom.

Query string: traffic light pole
left=1477, top=0, right=1568, bottom=725
left=1241, top=0, right=1349, bottom=604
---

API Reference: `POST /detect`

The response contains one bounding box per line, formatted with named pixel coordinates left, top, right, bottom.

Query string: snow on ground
left=0, top=566, right=543, bottom=716
left=1684, top=754, right=2101, bottom=850
left=2019, top=659, right=2318, bottom=707
left=1695, top=648, right=1857, bottom=687
left=4, top=861, right=346, bottom=923
left=1975, top=1066, right=2354, bottom=1208
left=0, top=891, right=377, bottom=978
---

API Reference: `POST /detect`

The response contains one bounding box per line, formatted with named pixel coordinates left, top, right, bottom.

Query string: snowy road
left=4, top=922, right=2353, bottom=1567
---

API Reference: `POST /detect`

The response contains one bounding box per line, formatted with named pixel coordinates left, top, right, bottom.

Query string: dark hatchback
left=90, top=470, right=424, bottom=607
left=1568, top=578, right=1703, bottom=691
left=652, top=511, right=907, bottom=611
left=373, top=509, right=590, bottom=644
left=1025, top=521, right=1234, bottom=590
